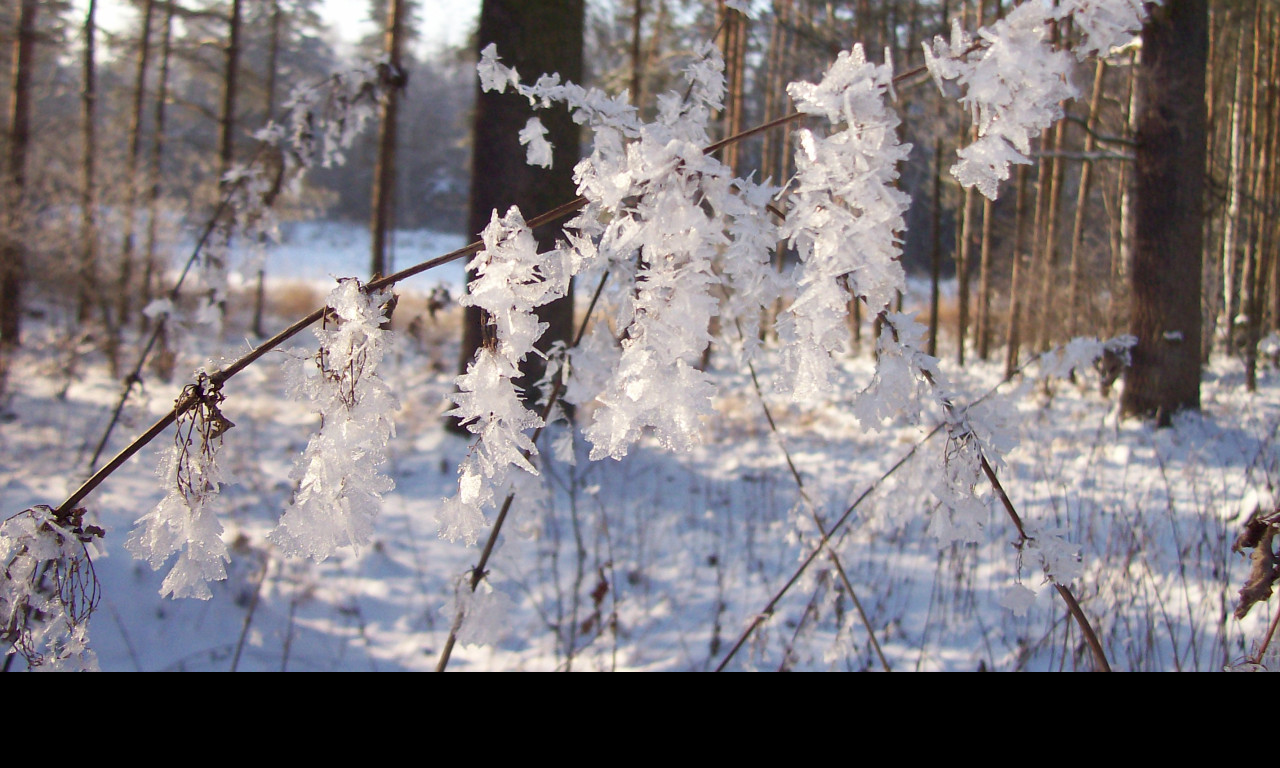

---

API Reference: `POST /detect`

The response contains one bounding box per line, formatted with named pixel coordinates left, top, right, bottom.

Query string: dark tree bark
left=1121, top=0, right=1208, bottom=424
left=253, top=0, right=283, bottom=337
left=370, top=0, right=405, bottom=279
left=78, top=0, right=100, bottom=326
left=0, top=0, right=37, bottom=351
left=452, top=0, right=585, bottom=432
left=219, top=0, right=243, bottom=182
left=141, top=0, right=175, bottom=337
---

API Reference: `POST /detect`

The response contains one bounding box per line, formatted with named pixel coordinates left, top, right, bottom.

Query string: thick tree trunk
left=1121, top=0, right=1208, bottom=424
left=453, top=0, right=585, bottom=432
left=1, top=0, right=37, bottom=351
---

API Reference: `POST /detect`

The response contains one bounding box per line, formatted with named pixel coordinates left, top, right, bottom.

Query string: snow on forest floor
left=3, top=231, right=1280, bottom=672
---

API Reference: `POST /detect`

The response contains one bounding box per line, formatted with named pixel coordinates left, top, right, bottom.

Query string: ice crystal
left=778, top=45, right=911, bottom=402
left=924, top=4, right=1075, bottom=199
left=1, top=506, right=101, bottom=671
left=128, top=372, right=234, bottom=599
left=271, top=279, right=399, bottom=561
left=442, top=208, right=567, bottom=543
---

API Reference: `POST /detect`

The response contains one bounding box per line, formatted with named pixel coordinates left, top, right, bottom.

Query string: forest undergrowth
left=2, top=279, right=1276, bottom=671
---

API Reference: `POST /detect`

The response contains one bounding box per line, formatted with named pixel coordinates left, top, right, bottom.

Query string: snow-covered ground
left=3, top=223, right=1279, bottom=671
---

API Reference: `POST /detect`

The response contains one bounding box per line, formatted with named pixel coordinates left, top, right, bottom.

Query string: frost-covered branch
left=2, top=506, right=103, bottom=671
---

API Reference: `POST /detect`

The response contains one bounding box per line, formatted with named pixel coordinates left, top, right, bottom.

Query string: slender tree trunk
left=975, top=196, right=993, bottom=360
left=1199, top=5, right=1222, bottom=362
left=1220, top=17, right=1247, bottom=355
left=142, top=0, right=175, bottom=319
left=717, top=1, right=747, bottom=177
left=1004, top=164, right=1029, bottom=378
left=955, top=183, right=974, bottom=366
left=370, top=0, right=405, bottom=279
left=1109, top=50, right=1137, bottom=339
left=629, top=0, right=644, bottom=109
left=77, top=0, right=100, bottom=326
left=1243, top=3, right=1273, bottom=392
left=1035, top=119, right=1066, bottom=353
left=1066, top=59, right=1106, bottom=338
left=1, top=0, right=37, bottom=351
left=253, top=0, right=282, bottom=338
left=219, top=0, right=242, bottom=182
left=928, top=137, right=944, bottom=358
left=118, top=0, right=154, bottom=330
left=1121, top=0, right=1208, bottom=424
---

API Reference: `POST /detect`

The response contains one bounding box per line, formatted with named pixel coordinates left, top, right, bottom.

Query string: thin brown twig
left=979, top=453, right=1112, bottom=672
left=734, top=319, right=891, bottom=671
left=1250, top=600, right=1280, bottom=666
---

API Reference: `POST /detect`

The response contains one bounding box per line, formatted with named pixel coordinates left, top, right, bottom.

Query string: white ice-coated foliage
left=519, top=117, right=555, bottom=169
left=923, top=4, right=1075, bottom=200
left=272, top=279, right=399, bottom=561
left=852, top=314, right=942, bottom=429
left=1054, top=0, right=1154, bottom=59
left=445, top=575, right=514, bottom=647
left=481, top=42, right=782, bottom=461
left=924, top=0, right=1153, bottom=199
left=276, top=60, right=400, bottom=171
left=442, top=208, right=568, bottom=544
left=128, top=373, right=234, bottom=599
left=1, top=507, right=99, bottom=671
left=1040, top=334, right=1137, bottom=379
left=778, top=45, right=911, bottom=402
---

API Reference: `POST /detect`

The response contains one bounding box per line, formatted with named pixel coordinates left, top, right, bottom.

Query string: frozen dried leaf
left=1235, top=525, right=1279, bottom=620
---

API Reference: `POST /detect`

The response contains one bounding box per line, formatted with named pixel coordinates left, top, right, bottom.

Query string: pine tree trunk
left=142, top=1, right=175, bottom=320
left=118, top=0, right=154, bottom=330
left=453, top=0, right=585, bottom=432
left=928, top=137, right=944, bottom=358
left=370, top=0, right=404, bottom=279
left=1121, top=0, right=1208, bottom=424
left=1220, top=16, right=1247, bottom=355
left=1004, top=164, right=1029, bottom=379
left=1035, top=119, right=1066, bottom=353
left=629, top=0, right=644, bottom=110
left=253, top=0, right=282, bottom=338
left=1243, top=3, right=1274, bottom=392
left=1, top=0, right=37, bottom=351
left=219, top=0, right=242, bottom=181
left=975, top=196, right=993, bottom=360
left=1066, top=59, right=1106, bottom=339
left=78, top=0, right=100, bottom=327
